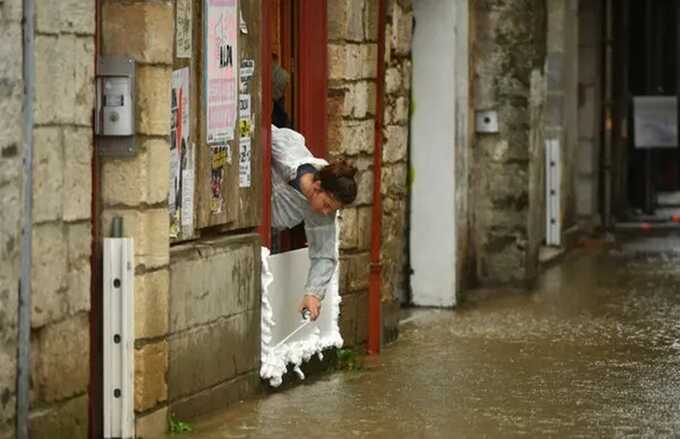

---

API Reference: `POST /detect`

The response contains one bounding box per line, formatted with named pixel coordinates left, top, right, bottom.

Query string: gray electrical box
left=96, top=56, right=136, bottom=158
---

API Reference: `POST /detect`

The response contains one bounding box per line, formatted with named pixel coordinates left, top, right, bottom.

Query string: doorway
left=410, top=0, right=464, bottom=307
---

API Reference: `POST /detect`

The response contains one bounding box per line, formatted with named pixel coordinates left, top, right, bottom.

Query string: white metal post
left=103, top=238, right=135, bottom=439
left=546, top=139, right=562, bottom=246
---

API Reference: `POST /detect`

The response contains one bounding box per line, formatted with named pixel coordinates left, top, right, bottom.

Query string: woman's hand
left=300, top=295, right=321, bottom=321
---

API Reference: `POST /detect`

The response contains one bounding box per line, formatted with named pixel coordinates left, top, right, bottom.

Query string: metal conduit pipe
left=368, top=0, right=387, bottom=354
left=17, top=0, right=35, bottom=436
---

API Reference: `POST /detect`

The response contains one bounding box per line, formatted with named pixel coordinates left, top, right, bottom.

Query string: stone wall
left=380, top=0, right=412, bottom=340
left=167, top=235, right=261, bottom=421
left=576, top=0, right=602, bottom=227
left=327, top=0, right=411, bottom=346
left=26, top=1, right=95, bottom=437
left=101, top=0, right=173, bottom=433
left=471, top=0, right=547, bottom=287
left=0, top=0, right=23, bottom=435
left=327, top=0, right=378, bottom=347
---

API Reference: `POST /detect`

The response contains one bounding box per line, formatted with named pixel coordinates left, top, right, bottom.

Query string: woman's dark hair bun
left=317, top=160, right=358, bottom=205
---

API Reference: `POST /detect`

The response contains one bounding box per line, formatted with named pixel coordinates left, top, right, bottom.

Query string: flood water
left=169, top=233, right=680, bottom=438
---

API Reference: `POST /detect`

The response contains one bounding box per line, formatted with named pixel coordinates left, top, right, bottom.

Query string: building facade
left=3, top=0, right=656, bottom=437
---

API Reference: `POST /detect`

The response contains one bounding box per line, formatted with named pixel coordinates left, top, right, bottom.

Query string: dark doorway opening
left=624, top=0, right=679, bottom=216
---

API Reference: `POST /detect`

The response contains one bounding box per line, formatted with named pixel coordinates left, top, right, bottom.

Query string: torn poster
left=210, top=145, right=229, bottom=214
left=181, top=144, right=195, bottom=231
left=239, top=9, right=248, bottom=34
left=176, top=0, right=192, bottom=58
left=170, top=68, right=191, bottom=238
left=239, top=137, right=252, bottom=188
left=240, top=59, right=255, bottom=80
left=205, top=0, right=238, bottom=144
left=239, top=94, right=251, bottom=120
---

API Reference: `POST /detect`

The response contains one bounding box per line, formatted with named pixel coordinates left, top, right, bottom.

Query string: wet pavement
left=169, top=232, right=680, bottom=438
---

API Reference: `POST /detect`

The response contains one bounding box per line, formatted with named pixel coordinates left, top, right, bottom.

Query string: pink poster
left=205, top=0, right=237, bottom=143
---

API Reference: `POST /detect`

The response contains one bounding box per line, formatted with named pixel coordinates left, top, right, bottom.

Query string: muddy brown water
left=166, top=234, right=680, bottom=438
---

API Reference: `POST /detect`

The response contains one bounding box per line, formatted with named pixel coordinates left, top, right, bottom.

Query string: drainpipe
left=368, top=0, right=387, bottom=355
left=17, top=0, right=35, bottom=436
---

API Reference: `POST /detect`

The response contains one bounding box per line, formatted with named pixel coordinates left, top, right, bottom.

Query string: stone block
left=136, top=65, right=172, bottom=136
left=0, top=0, right=22, bottom=22
left=355, top=290, right=369, bottom=344
left=328, top=119, right=374, bottom=157
left=346, top=80, right=373, bottom=118
left=36, top=0, right=61, bottom=34
left=168, top=311, right=260, bottom=401
left=402, top=59, right=412, bottom=91
left=329, top=44, right=377, bottom=80
left=135, top=407, right=168, bottom=439
left=72, top=36, right=96, bottom=126
left=364, top=0, right=379, bottom=41
left=102, top=138, right=170, bottom=207
left=385, top=67, right=401, bottom=94
left=29, top=394, right=88, bottom=439
left=354, top=168, right=374, bottom=206
left=103, top=0, right=174, bottom=64
left=101, top=208, right=170, bottom=270
left=34, top=314, right=89, bottom=402
left=169, top=373, right=261, bottom=422
left=63, top=127, right=93, bottom=222
left=31, top=223, right=68, bottom=328
left=36, top=0, right=95, bottom=35
left=382, top=125, right=408, bottom=163
left=328, top=0, right=349, bottom=41
left=0, top=349, right=16, bottom=427
left=61, top=0, right=96, bottom=35
left=66, top=222, right=91, bottom=271
left=32, top=127, right=64, bottom=224
left=380, top=164, right=407, bottom=196
left=135, top=341, right=169, bottom=412
left=346, top=0, right=365, bottom=42
left=338, top=292, right=357, bottom=346
left=34, top=34, right=95, bottom=126
left=346, top=252, right=370, bottom=292
left=391, top=3, right=412, bottom=55
left=135, top=269, right=169, bottom=340
left=339, top=207, right=358, bottom=250
left=169, top=235, right=259, bottom=333
left=356, top=206, right=372, bottom=251
left=392, top=96, right=409, bottom=124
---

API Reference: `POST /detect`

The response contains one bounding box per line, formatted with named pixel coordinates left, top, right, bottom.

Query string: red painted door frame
left=259, top=0, right=274, bottom=248
left=296, top=0, right=328, bottom=158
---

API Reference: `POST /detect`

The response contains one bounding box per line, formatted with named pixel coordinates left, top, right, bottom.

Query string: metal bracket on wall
left=546, top=139, right=561, bottom=246
left=103, top=238, right=135, bottom=439
left=96, top=56, right=137, bottom=158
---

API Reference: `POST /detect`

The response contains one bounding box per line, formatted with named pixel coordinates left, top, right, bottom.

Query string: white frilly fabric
left=259, top=215, right=344, bottom=387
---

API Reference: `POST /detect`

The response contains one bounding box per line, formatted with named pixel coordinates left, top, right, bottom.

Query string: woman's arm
left=303, top=218, right=337, bottom=301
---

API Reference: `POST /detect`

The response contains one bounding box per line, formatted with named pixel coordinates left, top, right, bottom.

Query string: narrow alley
left=174, top=232, right=680, bottom=438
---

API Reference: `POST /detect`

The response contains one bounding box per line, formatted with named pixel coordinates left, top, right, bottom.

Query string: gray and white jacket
left=271, top=126, right=337, bottom=301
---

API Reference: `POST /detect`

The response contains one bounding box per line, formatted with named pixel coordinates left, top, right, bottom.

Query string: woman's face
left=309, top=181, right=343, bottom=216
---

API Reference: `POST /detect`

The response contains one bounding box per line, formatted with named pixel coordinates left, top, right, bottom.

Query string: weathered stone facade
left=0, top=0, right=23, bottom=435
left=26, top=1, right=96, bottom=437
left=327, top=0, right=412, bottom=346
left=471, top=0, right=547, bottom=287
left=380, top=0, right=412, bottom=339
left=101, top=0, right=173, bottom=433
left=328, top=0, right=378, bottom=347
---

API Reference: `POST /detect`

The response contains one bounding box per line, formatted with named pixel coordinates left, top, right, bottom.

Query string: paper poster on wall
left=205, top=0, right=238, bottom=144
left=239, top=94, right=251, bottom=119
left=210, top=145, right=229, bottom=214
left=170, top=68, right=191, bottom=238
left=176, top=0, right=192, bottom=58
left=181, top=143, right=195, bottom=231
left=239, top=137, right=251, bottom=188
